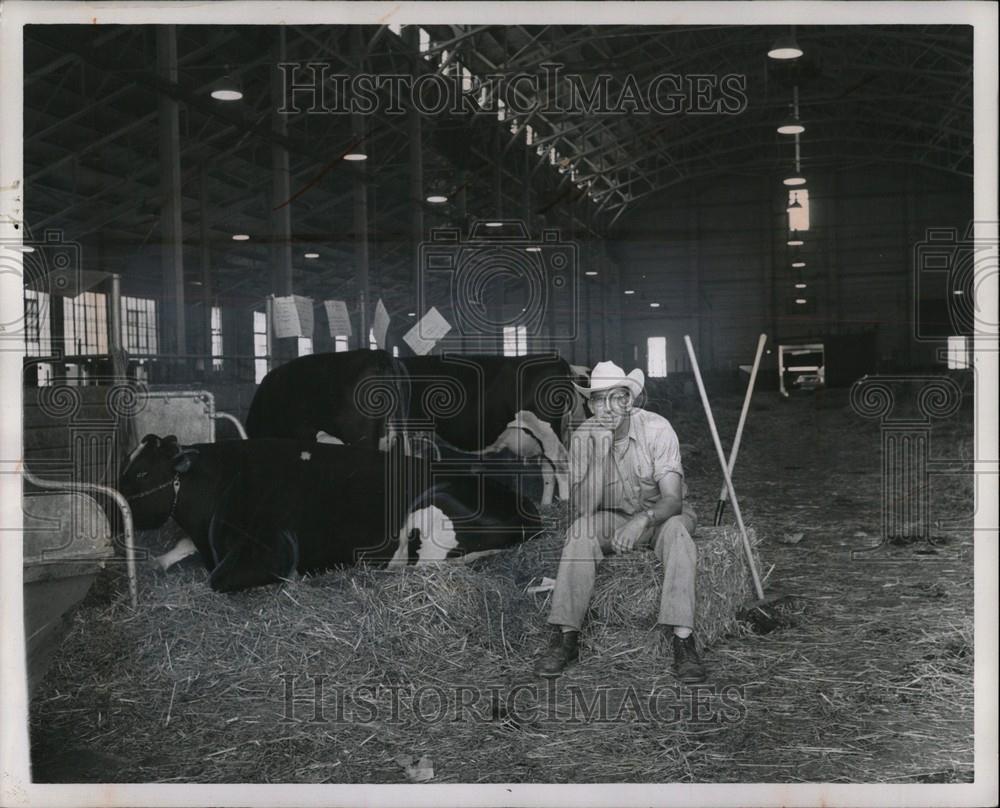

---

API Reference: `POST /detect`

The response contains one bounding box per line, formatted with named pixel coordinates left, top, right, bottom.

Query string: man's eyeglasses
left=587, top=389, right=631, bottom=415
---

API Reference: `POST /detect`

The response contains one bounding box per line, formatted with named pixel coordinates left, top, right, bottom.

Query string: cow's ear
left=140, top=434, right=160, bottom=447
left=173, top=448, right=199, bottom=474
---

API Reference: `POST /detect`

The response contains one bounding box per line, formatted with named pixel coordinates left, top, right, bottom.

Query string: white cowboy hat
left=572, top=360, right=645, bottom=399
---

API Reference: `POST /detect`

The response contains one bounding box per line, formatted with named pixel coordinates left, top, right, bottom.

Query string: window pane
left=211, top=305, right=224, bottom=369
left=947, top=336, right=970, bottom=369
left=253, top=310, right=268, bottom=381
left=647, top=336, right=667, bottom=378
left=503, top=325, right=517, bottom=357
left=335, top=335, right=348, bottom=353
left=121, top=296, right=158, bottom=355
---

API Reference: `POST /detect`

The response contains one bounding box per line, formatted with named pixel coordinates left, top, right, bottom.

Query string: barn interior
left=13, top=20, right=980, bottom=787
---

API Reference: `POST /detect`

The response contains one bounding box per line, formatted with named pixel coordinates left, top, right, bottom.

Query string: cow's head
left=118, top=434, right=199, bottom=528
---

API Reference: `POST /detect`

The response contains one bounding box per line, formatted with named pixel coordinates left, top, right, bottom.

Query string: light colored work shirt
left=569, top=408, right=687, bottom=515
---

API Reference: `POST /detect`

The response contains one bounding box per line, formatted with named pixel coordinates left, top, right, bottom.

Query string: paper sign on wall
left=403, top=307, right=452, bottom=356
left=373, top=299, right=390, bottom=350
left=272, top=295, right=314, bottom=339
left=324, top=299, right=353, bottom=337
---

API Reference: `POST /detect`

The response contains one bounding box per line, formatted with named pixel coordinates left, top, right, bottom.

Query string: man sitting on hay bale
left=534, top=361, right=706, bottom=684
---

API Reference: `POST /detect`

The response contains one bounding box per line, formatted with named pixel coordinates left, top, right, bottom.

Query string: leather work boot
left=671, top=634, right=708, bottom=684
left=534, top=630, right=579, bottom=677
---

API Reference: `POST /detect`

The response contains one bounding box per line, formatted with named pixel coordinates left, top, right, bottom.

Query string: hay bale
left=589, top=525, right=761, bottom=648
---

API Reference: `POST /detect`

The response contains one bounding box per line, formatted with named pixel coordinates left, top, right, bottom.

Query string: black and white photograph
left=0, top=2, right=996, bottom=806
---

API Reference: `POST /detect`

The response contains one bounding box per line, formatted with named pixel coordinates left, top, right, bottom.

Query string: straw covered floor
left=29, top=391, right=975, bottom=784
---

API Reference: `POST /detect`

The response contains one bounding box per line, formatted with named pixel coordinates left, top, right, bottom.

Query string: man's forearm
left=643, top=494, right=683, bottom=528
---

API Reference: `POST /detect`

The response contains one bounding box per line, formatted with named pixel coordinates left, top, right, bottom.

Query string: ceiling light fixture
left=788, top=239, right=804, bottom=246
left=304, top=252, right=319, bottom=259
left=231, top=233, right=250, bottom=241
left=624, top=289, right=635, bottom=295
left=768, top=29, right=803, bottom=61
left=795, top=282, right=807, bottom=289
left=210, top=67, right=243, bottom=101
left=795, top=298, right=807, bottom=305
left=525, top=246, right=541, bottom=252
left=485, top=221, right=503, bottom=228
left=649, top=302, right=660, bottom=308
left=343, top=152, right=368, bottom=161
left=792, top=261, right=806, bottom=268
left=426, top=194, right=448, bottom=204
left=783, top=176, right=807, bottom=187
left=585, top=271, right=598, bottom=276
left=777, top=120, right=805, bottom=135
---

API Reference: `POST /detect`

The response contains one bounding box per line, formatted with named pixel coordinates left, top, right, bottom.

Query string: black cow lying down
left=119, top=435, right=542, bottom=593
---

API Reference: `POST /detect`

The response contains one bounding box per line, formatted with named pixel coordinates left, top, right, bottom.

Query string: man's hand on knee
left=611, top=514, right=647, bottom=554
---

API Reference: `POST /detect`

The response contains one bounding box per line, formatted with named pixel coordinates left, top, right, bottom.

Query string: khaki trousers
left=546, top=506, right=698, bottom=632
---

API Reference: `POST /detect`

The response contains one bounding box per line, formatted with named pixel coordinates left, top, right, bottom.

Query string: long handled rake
left=713, top=333, right=768, bottom=526
left=685, top=336, right=793, bottom=624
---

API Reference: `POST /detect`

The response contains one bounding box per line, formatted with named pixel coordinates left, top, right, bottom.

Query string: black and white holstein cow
left=400, top=354, right=575, bottom=505
left=119, top=434, right=542, bottom=592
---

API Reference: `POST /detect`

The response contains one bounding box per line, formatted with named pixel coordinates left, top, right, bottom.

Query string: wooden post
left=156, top=25, right=186, bottom=379
left=199, top=164, right=213, bottom=376
left=352, top=28, right=370, bottom=349
left=271, top=29, right=296, bottom=365
left=405, top=26, right=424, bottom=323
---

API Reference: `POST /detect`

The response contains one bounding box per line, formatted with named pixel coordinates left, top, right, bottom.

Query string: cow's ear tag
left=173, top=448, right=199, bottom=474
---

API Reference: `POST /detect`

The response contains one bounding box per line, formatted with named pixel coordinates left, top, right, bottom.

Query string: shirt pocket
left=631, top=445, right=656, bottom=484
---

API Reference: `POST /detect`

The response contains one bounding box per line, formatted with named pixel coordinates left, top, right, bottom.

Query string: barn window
left=788, top=189, right=810, bottom=232
left=503, top=325, right=527, bottom=356
left=334, top=335, right=348, bottom=352
left=63, top=291, right=108, bottom=356
left=211, top=305, right=224, bottom=369
left=298, top=337, right=313, bottom=356
left=122, top=296, right=158, bottom=355
left=419, top=27, right=431, bottom=56
left=388, top=22, right=401, bottom=36
left=24, top=289, right=51, bottom=356
left=392, top=345, right=399, bottom=357
left=369, top=328, right=378, bottom=350
left=647, top=336, right=667, bottom=378
left=253, top=310, right=268, bottom=384
left=947, top=336, right=971, bottom=369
